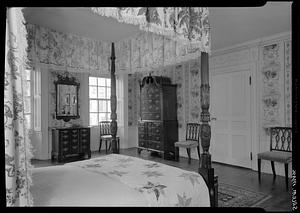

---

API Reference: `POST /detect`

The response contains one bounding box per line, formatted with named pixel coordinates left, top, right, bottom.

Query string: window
left=24, top=68, right=41, bottom=131
left=89, top=77, right=111, bottom=126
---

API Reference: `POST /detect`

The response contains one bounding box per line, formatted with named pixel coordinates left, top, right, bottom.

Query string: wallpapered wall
left=260, top=40, right=292, bottom=137
left=127, top=58, right=202, bottom=137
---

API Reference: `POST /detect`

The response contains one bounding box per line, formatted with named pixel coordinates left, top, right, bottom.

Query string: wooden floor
left=31, top=148, right=291, bottom=211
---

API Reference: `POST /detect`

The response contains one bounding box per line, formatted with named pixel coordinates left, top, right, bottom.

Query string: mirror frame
left=54, top=72, right=80, bottom=122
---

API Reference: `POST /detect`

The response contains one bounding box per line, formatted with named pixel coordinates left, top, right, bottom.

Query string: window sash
left=89, top=76, right=111, bottom=126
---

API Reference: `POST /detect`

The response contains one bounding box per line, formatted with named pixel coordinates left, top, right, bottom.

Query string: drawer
left=71, top=139, right=78, bottom=144
left=142, top=113, right=161, bottom=120
left=138, top=133, right=146, bottom=140
left=60, top=130, right=69, bottom=135
left=62, top=147, right=69, bottom=154
left=150, top=135, right=161, bottom=141
left=81, top=139, right=89, bottom=144
left=139, top=140, right=147, bottom=148
left=149, top=142, right=161, bottom=150
left=71, top=130, right=78, bottom=134
left=152, top=127, right=161, bottom=135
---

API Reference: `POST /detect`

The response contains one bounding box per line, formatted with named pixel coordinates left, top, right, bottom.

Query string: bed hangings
left=5, top=7, right=34, bottom=206
left=91, top=7, right=210, bottom=52
left=92, top=7, right=211, bottom=74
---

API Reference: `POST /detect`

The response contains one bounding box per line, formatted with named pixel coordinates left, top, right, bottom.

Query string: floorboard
left=31, top=148, right=291, bottom=211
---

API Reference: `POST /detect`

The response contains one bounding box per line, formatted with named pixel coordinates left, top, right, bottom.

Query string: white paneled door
left=210, top=69, right=252, bottom=168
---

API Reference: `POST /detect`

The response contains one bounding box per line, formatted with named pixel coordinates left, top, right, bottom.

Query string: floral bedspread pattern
left=67, top=154, right=210, bottom=207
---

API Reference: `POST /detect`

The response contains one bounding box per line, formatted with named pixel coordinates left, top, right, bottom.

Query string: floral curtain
left=5, top=8, right=34, bottom=206
left=91, top=7, right=211, bottom=54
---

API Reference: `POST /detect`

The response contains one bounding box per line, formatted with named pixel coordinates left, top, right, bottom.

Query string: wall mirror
left=55, top=72, right=80, bottom=122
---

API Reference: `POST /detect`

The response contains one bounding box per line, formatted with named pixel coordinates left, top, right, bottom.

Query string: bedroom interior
left=5, top=3, right=294, bottom=210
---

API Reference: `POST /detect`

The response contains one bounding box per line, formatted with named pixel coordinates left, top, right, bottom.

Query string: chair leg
left=258, top=158, right=261, bottom=183
left=108, top=141, right=112, bottom=151
left=285, top=163, right=289, bottom=191
left=117, top=138, right=120, bottom=153
left=186, top=148, right=191, bottom=164
left=174, top=147, right=179, bottom=162
left=271, top=161, right=276, bottom=180
left=105, top=140, right=108, bottom=154
left=99, top=139, right=102, bottom=153
left=197, top=146, right=201, bottom=160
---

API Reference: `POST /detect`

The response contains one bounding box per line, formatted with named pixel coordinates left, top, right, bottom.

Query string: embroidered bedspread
left=66, top=154, right=210, bottom=207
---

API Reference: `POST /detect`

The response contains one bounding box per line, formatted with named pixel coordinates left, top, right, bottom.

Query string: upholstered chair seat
left=257, top=151, right=292, bottom=163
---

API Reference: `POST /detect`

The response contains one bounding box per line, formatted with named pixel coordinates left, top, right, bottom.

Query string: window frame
left=89, top=76, right=111, bottom=126
left=24, top=67, right=41, bottom=131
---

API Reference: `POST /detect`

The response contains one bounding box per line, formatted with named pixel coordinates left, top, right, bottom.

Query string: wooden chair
left=174, top=123, right=201, bottom=164
left=99, top=121, right=120, bottom=154
left=257, top=127, right=292, bottom=190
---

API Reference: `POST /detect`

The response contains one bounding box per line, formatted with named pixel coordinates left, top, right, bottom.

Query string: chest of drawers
left=51, top=127, right=91, bottom=162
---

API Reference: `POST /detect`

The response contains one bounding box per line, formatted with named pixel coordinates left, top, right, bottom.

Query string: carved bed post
left=198, top=52, right=217, bottom=207
left=110, top=42, right=119, bottom=154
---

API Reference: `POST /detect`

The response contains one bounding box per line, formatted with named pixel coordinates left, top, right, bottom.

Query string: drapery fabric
left=5, top=7, right=34, bottom=206
left=91, top=7, right=210, bottom=54
left=26, top=23, right=205, bottom=75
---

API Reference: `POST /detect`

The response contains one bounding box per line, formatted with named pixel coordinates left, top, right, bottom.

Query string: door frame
left=209, top=62, right=257, bottom=170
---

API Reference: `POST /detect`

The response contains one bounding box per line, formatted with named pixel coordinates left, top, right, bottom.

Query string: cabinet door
left=138, top=122, right=148, bottom=148
left=80, top=128, right=90, bottom=152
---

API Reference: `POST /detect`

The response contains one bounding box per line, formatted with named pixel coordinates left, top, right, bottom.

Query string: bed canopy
left=91, top=7, right=215, bottom=206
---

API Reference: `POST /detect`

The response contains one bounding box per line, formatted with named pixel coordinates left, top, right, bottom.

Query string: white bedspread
left=31, top=154, right=210, bottom=207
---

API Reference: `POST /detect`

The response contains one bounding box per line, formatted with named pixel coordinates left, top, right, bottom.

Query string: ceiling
left=23, top=3, right=292, bottom=52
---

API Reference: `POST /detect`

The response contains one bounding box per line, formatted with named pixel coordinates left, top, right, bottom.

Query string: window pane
left=98, top=78, right=106, bottom=86
left=24, top=97, right=31, bottom=113
left=98, top=87, right=106, bottom=98
left=90, top=100, right=98, bottom=112
left=99, top=113, right=107, bottom=122
left=107, top=100, right=111, bottom=112
left=106, top=113, right=111, bottom=121
left=24, top=114, right=31, bottom=129
left=106, top=78, right=111, bottom=87
left=89, top=113, right=98, bottom=126
left=25, top=81, right=31, bottom=96
left=107, top=87, right=111, bottom=98
left=25, top=69, right=31, bottom=80
left=98, top=100, right=107, bottom=112
left=89, top=86, right=97, bottom=98
left=89, top=77, right=98, bottom=86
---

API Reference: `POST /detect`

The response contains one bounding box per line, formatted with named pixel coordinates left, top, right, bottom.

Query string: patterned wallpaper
left=261, top=40, right=292, bottom=130
left=127, top=58, right=202, bottom=131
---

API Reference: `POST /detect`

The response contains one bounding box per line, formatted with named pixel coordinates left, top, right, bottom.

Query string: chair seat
left=100, top=135, right=119, bottom=140
left=257, top=151, right=292, bottom=163
left=174, top=140, right=199, bottom=148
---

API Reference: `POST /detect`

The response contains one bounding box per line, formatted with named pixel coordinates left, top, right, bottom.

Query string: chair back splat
left=270, top=127, right=292, bottom=152
left=100, top=121, right=111, bottom=136
left=186, top=123, right=201, bottom=141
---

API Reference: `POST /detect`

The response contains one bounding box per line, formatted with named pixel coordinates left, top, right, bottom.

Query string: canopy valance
left=91, top=7, right=211, bottom=54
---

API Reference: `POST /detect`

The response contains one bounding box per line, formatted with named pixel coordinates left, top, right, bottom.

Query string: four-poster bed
left=29, top=7, right=217, bottom=207
left=103, top=7, right=217, bottom=207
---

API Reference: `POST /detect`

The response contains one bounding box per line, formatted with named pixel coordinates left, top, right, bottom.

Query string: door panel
left=211, top=69, right=252, bottom=168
